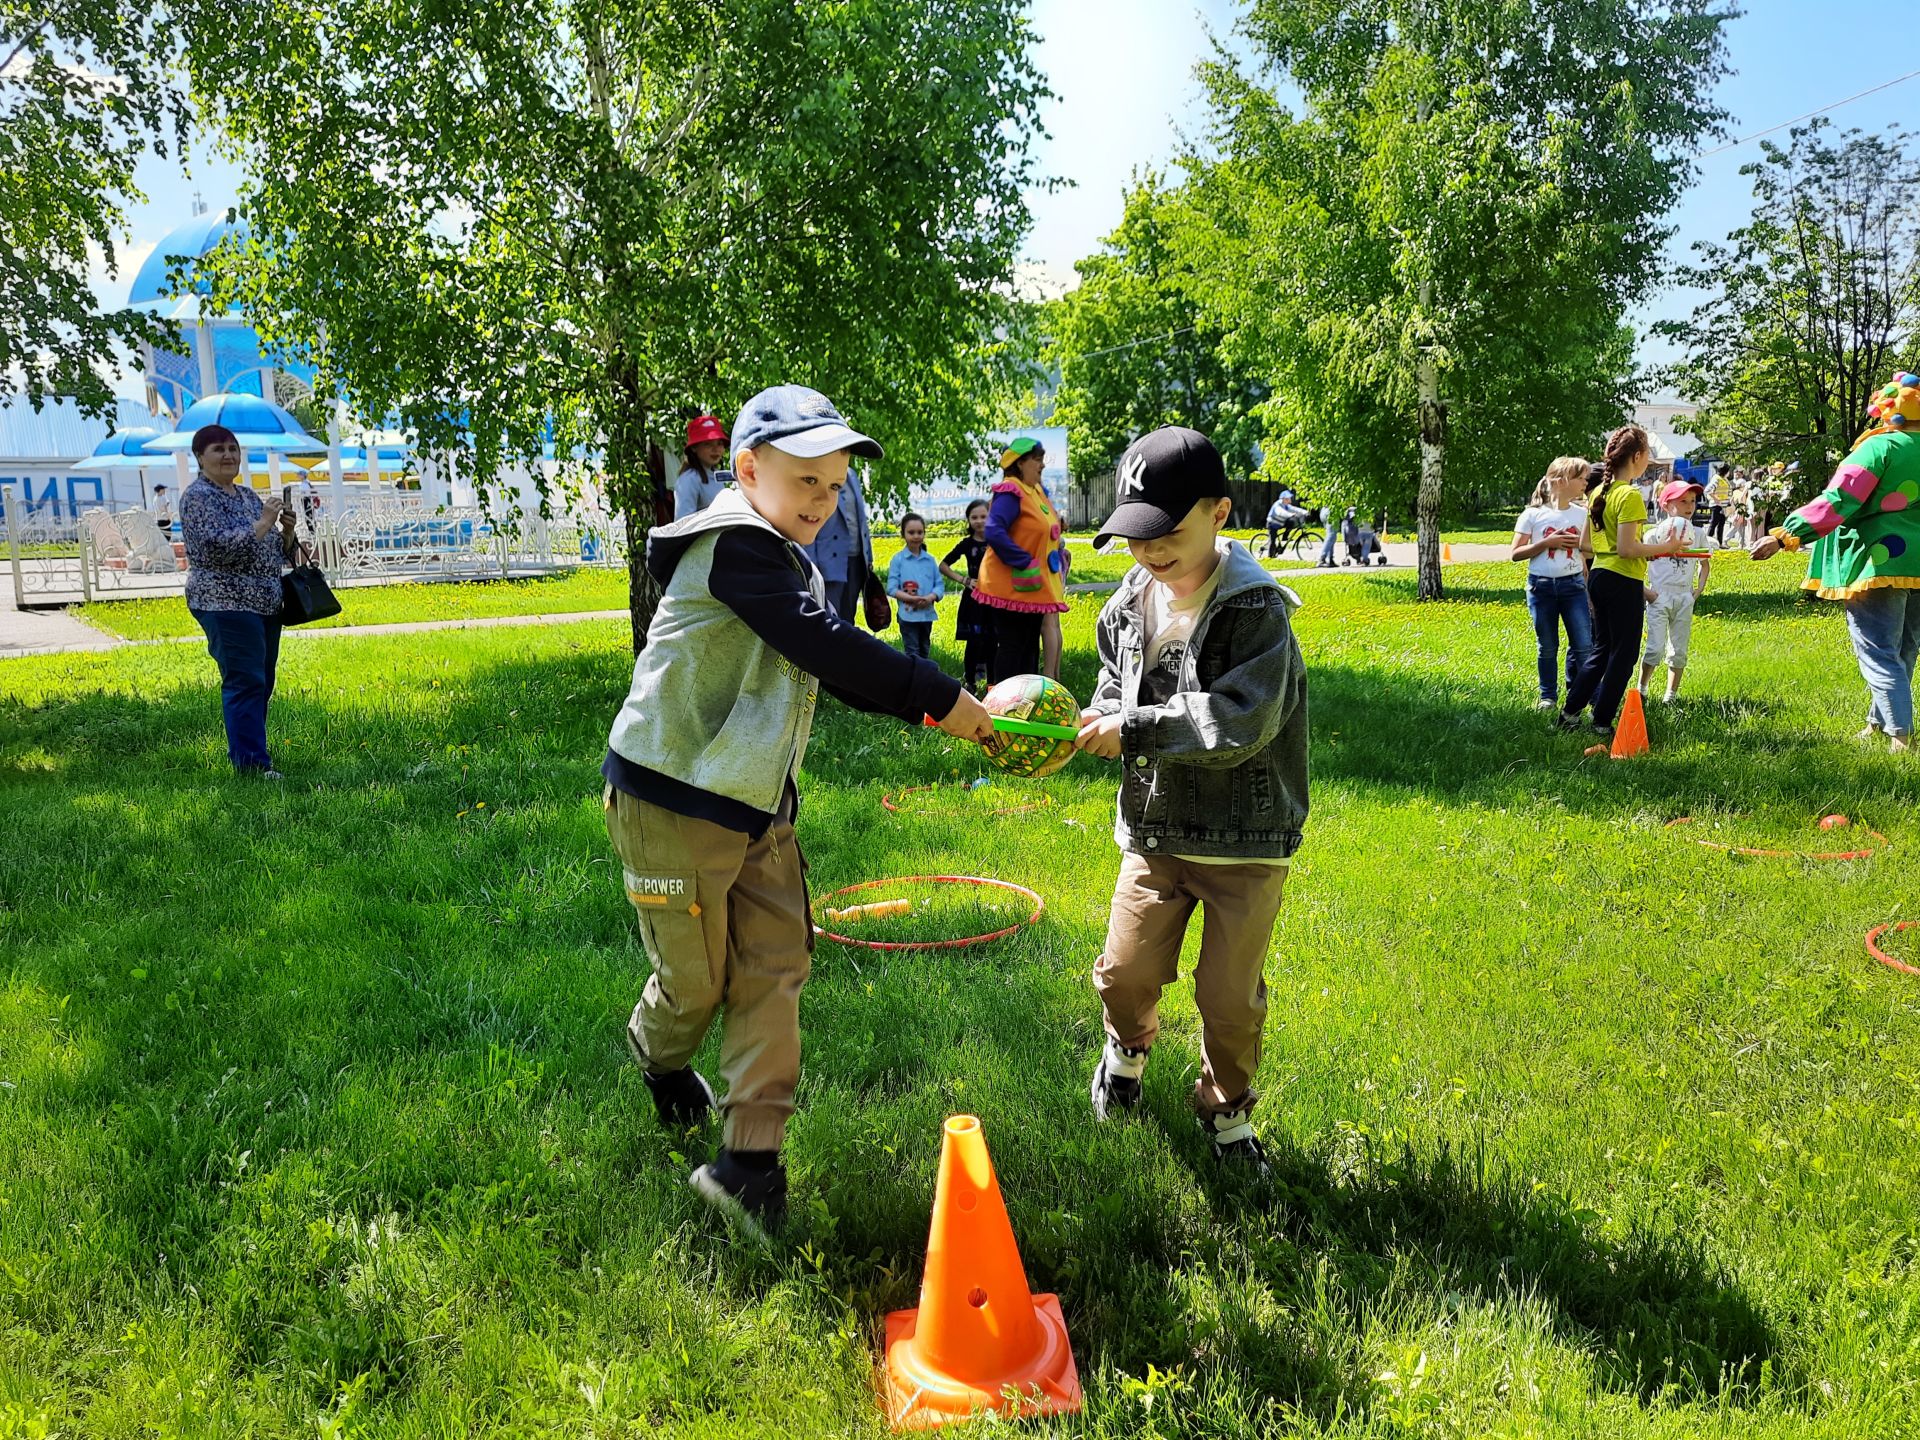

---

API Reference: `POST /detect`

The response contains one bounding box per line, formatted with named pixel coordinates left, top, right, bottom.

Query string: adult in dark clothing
left=801, top=465, right=877, bottom=621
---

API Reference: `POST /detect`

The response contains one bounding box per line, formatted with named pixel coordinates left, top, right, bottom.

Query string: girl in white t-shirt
left=1511, top=457, right=1595, bottom=708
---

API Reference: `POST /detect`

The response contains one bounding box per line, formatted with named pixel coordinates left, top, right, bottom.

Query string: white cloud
left=1011, top=259, right=1078, bottom=304
left=86, top=236, right=157, bottom=306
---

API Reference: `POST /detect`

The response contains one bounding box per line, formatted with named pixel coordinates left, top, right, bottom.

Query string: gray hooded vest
left=606, top=488, right=825, bottom=815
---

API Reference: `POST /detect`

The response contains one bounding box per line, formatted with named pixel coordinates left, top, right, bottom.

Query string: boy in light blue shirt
left=887, top=512, right=945, bottom=661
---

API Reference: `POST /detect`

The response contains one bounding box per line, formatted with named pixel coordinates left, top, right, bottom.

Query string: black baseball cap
left=1094, top=426, right=1228, bottom=546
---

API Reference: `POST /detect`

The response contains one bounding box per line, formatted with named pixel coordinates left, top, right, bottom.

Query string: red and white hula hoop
left=880, top=783, right=1055, bottom=818
left=1867, top=922, right=1920, bottom=977
left=1664, top=816, right=1886, bottom=862
left=810, top=875, right=1044, bottom=951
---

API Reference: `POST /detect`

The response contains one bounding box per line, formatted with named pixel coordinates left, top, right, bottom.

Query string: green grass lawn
left=78, top=567, right=638, bottom=641
left=76, top=543, right=1150, bottom=642
left=7, top=559, right=1920, bottom=1437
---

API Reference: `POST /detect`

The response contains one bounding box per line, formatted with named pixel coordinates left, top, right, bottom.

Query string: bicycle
left=1264, top=521, right=1324, bottom=562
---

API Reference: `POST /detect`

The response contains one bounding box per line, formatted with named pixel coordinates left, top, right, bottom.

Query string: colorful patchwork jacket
left=1782, top=430, right=1920, bottom=601
left=977, top=478, right=1069, bottom=614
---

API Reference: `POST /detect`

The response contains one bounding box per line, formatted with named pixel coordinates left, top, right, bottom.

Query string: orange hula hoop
left=810, top=875, right=1045, bottom=951
left=1664, top=816, right=1886, bottom=862
left=1867, top=922, right=1920, bottom=977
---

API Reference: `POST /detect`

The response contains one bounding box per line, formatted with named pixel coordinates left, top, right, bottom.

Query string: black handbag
left=279, top=560, right=342, bottom=626
left=861, top=569, right=892, bottom=632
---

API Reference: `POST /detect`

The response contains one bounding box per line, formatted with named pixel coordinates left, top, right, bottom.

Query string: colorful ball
left=980, top=673, right=1080, bottom=778
left=1820, top=814, right=1850, bottom=831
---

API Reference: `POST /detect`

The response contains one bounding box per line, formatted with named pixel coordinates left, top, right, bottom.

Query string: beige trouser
left=1094, top=852, right=1289, bottom=1118
left=604, top=784, right=812, bottom=1152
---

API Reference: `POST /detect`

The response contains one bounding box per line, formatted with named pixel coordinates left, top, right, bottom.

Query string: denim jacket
left=1088, top=541, right=1309, bottom=859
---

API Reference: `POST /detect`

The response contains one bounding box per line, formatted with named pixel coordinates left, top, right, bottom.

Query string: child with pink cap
left=1639, top=479, right=1713, bottom=702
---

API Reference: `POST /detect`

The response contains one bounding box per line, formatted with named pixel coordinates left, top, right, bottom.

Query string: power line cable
left=1698, top=67, right=1920, bottom=159
left=1055, top=325, right=1197, bottom=364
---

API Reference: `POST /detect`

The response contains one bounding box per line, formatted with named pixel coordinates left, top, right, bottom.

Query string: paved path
left=0, top=587, right=120, bottom=660
left=1, top=545, right=1515, bottom=661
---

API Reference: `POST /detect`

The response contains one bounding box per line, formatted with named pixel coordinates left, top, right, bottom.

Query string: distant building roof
left=1633, top=401, right=1704, bottom=461
left=0, top=396, right=158, bottom=461
left=127, top=215, right=251, bottom=307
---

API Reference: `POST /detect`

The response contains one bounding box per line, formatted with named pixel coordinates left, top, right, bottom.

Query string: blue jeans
left=1845, top=587, right=1920, bottom=736
left=900, top=623, right=932, bottom=661
left=1525, top=573, right=1595, bottom=703
left=191, top=608, right=282, bottom=770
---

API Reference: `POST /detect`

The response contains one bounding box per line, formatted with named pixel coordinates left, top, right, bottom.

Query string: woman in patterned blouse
left=178, top=424, right=299, bottom=777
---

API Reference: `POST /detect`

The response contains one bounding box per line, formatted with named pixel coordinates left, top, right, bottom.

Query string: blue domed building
left=127, top=208, right=318, bottom=418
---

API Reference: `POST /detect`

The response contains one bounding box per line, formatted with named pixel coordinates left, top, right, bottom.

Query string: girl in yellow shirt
left=1557, top=425, right=1688, bottom=737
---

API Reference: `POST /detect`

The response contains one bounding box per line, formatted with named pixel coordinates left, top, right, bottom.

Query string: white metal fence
left=2, top=486, right=628, bottom=608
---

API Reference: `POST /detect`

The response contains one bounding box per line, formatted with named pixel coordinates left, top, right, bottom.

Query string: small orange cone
left=882, top=1116, right=1082, bottom=1430
left=1443, top=543, right=1454, bottom=561
left=1610, top=689, right=1649, bottom=759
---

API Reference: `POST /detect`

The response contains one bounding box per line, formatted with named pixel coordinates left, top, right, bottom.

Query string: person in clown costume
left=1753, top=372, right=1920, bottom=751
left=976, top=435, right=1071, bottom=682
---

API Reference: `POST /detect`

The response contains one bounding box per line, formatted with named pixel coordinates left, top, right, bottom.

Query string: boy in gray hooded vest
left=603, top=386, right=992, bottom=1235
left=1075, top=427, right=1309, bottom=1174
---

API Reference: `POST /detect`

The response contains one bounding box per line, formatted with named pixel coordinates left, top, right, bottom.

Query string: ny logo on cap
left=1118, top=450, right=1149, bottom=500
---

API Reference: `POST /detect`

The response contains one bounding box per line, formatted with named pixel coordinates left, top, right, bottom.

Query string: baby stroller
left=1339, top=508, right=1388, bottom=566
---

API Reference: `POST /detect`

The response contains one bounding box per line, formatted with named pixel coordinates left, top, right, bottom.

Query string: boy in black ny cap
left=1074, top=426, right=1310, bottom=1172
left=603, top=384, right=992, bottom=1236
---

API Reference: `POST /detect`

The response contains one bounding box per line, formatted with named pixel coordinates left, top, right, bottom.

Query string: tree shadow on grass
left=0, top=633, right=1808, bottom=1422
left=1309, top=657, right=1920, bottom=826
left=1135, top=1114, right=1788, bottom=1414
left=1402, top=573, right=1836, bottom=625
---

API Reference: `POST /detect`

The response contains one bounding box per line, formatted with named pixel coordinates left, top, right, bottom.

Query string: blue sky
left=108, top=1, right=1917, bottom=397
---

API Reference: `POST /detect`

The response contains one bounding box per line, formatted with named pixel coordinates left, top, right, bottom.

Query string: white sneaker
left=1204, top=1107, right=1269, bottom=1174
left=1858, top=725, right=1885, bottom=743
left=1892, top=735, right=1912, bottom=755
left=1091, top=1039, right=1148, bottom=1120
left=1533, top=698, right=1557, bottom=710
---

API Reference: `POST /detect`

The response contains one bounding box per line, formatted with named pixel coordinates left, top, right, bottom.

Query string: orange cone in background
left=1610, top=688, right=1650, bottom=759
left=1443, top=543, right=1454, bottom=561
left=882, top=1116, right=1082, bottom=1430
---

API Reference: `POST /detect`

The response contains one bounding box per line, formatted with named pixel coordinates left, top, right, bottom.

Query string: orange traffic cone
left=1443, top=543, right=1454, bottom=561
left=882, top=1116, right=1082, bottom=1430
left=1610, top=688, right=1649, bottom=759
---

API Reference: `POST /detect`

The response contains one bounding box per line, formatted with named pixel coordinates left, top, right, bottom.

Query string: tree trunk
left=1416, top=348, right=1446, bottom=601
left=603, top=345, right=661, bottom=654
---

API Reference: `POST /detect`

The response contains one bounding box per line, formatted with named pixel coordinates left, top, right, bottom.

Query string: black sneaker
left=1589, top=722, right=1615, bottom=739
left=1090, top=1041, right=1148, bottom=1120
left=1552, top=710, right=1583, bottom=732
left=690, top=1149, right=787, bottom=1239
left=642, top=1066, right=716, bottom=1129
left=1205, top=1108, right=1270, bottom=1176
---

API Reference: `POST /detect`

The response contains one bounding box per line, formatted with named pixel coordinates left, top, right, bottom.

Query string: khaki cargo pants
left=1094, top=852, right=1289, bottom=1118
left=604, top=784, right=812, bottom=1153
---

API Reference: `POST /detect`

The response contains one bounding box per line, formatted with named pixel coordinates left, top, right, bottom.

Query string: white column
left=194, top=316, right=218, bottom=401
left=267, top=450, right=284, bottom=502
left=326, top=415, right=346, bottom=519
